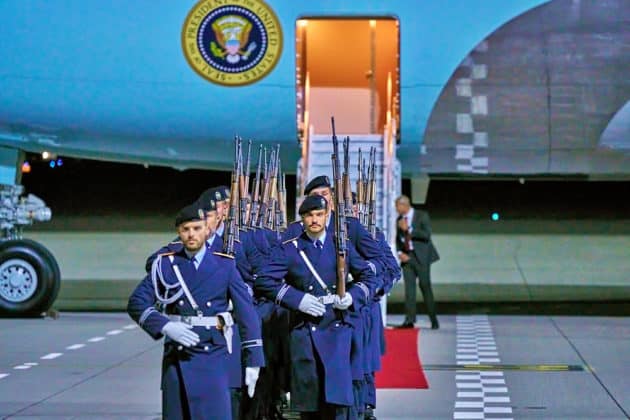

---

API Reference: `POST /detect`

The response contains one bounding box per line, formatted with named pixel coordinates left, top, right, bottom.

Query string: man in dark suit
left=395, top=195, right=440, bottom=329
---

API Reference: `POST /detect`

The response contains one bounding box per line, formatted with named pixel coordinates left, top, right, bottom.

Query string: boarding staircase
left=297, top=131, right=401, bottom=244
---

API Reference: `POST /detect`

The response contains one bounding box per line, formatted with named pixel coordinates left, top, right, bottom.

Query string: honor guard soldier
left=128, top=203, right=264, bottom=420
left=284, top=175, right=385, bottom=417
left=255, top=195, right=377, bottom=419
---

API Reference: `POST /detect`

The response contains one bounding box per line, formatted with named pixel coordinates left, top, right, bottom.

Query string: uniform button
left=335, top=323, right=340, bottom=327
left=311, top=326, right=316, bottom=331
left=308, top=285, right=313, bottom=291
left=204, top=346, right=209, bottom=351
left=206, top=325, right=211, bottom=330
left=206, top=301, right=212, bottom=307
left=177, top=345, right=183, bottom=351
left=178, top=300, right=184, bottom=306
left=332, top=285, right=337, bottom=289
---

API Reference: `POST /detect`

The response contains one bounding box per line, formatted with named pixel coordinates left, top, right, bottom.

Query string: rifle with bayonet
left=367, top=147, right=377, bottom=239
left=265, top=145, right=280, bottom=230
left=239, top=139, right=252, bottom=229
left=219, top=136, right=241, bottom=257
left=356, top=148, right=365, bottom=224
left=331, top=117, right=347, bottom=297
left=343, top=136, right=353, bottom=217
left=257, top=148, right=273, bottom=229
left=249, top=145, right=263, bottom=229
left=278, top=170, right=287, bottom=231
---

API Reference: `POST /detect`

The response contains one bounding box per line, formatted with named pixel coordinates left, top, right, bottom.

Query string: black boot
left=365, top=405, right=377, bottom=420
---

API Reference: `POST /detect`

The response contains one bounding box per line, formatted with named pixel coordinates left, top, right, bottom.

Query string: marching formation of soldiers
left=127, top=132, right=401, bottom=420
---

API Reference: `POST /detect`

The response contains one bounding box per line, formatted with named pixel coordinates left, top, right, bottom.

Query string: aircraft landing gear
left=0, top=184, right=60, bottom=317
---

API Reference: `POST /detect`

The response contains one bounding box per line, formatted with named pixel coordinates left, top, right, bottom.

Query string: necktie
left=402, top=217, right=412, bottom=252
left=315, top=239, right=323, bottom=249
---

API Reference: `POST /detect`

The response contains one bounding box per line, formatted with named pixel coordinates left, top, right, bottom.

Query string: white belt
left=317, top=294, right=336, bottom=305
left=168, top=313, right=235, bottom=354
left=168, top=314, right=219, bottom=328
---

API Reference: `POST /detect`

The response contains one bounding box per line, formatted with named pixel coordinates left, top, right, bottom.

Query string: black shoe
left=365, top=405, right=377, bottom=420
left=396, top=321, right=414, bottom=329
left=431, top=318, right=440, bottom=329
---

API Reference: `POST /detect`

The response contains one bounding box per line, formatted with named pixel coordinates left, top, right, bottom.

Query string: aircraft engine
left=0, top=184, right=60, bottom=316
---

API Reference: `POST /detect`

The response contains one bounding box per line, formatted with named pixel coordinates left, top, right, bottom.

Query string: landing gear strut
left=0, top=185, right=60, bottom=316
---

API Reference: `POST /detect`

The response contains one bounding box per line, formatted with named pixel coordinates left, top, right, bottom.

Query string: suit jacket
left=396, top=207, right=440, bottom=265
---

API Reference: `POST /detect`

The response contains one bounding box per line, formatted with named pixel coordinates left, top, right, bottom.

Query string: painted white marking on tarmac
left=0, top=373, right=9, bottom=379
left=454, top=315, right=513, bottom=420
left=123, top=324, right=137, bottom=330
left=106, top=329, right=123, bottom=335
left=66, top=344, right=85, bottom=350
left=41, top=353, right=63, bottom=360
left=88, top=337, right=105, bottom=342
left=24, top=362, right=39, bottom=366
left=14, top=365, right=31, bottom=370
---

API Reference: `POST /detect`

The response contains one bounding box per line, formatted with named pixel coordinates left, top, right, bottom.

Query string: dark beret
left=175, top=203, right=206, bottom=227
left=304, top=175, right=331, bottom=195
left=299, top=194, right=328, bottom=215
left=196, top=194, right=217, bottom=213
left=217, top=185, right=231, bottom=201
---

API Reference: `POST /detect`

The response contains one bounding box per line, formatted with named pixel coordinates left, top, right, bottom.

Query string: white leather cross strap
left=169, top=255, right=203, bottom=317
left=292, top=240, right=330, bottom=294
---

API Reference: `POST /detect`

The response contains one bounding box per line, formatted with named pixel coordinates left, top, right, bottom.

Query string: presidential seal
left=182, top=0, right=283, bottom=86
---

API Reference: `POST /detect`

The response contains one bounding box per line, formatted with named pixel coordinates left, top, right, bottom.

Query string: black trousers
left=402, top=252, right=437, bottom=324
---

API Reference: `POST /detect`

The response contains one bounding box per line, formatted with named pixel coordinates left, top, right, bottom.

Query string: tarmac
left=0, top=313, right=628, bottom=419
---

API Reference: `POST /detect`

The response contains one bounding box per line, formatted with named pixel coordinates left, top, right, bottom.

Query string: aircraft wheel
left=0, top=239, right=61, bottom=317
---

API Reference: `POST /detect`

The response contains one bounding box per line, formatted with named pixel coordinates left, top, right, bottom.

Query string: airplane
left=0, top=0, right=628, bottom=315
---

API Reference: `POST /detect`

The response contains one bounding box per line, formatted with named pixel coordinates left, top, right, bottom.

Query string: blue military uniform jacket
left=128, top=246, right=264, bottom=420
left=255, top=230, right=376, bottom=411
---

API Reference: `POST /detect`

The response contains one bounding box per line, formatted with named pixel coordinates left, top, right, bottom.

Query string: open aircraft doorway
left=296, top=18, right=400, bottom=140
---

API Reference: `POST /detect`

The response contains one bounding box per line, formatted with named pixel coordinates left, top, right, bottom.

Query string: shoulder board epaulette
left=158, top=251, right=176, bottom=258
left=282, top=236, right=300, bottom=245
left=213, top=251, right=235, bottom=259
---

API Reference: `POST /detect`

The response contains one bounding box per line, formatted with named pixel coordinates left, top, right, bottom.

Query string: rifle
left=342, top=136, right=353, bottom=217
left=356, top=148, right=365, bottom=223
left=239, top=139, right=252, bottom=228
left=249, top=145, right=263, bottom=229
left=257, top=148, right=273, bottom=229
left=219, top=136, right=241, bottom=257
left=331, top=117, right=347, bottom=297
left=367, top=147, right=377, bottom=239
left=265, top=145, right=280, bottom=230
left=279, top=170, right=287, bottom=231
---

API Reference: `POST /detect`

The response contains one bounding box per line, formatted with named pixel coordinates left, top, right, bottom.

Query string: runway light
left=56, top=158, right=63, bottom=166
left=42, top=151, right=50, bottom=160
left=21, top=161, right=31, bottom=173
left=49, top=160, right=56, bottom=168
left=491, top=212, right=500, bottom=221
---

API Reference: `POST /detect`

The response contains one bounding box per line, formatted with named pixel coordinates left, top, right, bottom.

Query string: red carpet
left=375, top=327, right=428, bottom=388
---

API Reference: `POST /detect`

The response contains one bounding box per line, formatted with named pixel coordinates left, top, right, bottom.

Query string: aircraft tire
left=0, top=239, right=61, bottom=317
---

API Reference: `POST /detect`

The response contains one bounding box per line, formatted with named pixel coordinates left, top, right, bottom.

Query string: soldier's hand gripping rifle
left=220, top=136, right=242, bottom=257
left=239, top=140, right=252, bottom=228
left=367, top=147, right=377, bottom=239
left=343, top=136, right=353, bottom=217
left=248, top=145, right=263, bottom=229
left=331, top=117, right=347, bottom=297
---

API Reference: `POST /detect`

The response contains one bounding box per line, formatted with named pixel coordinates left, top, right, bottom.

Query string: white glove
left=245, top=366, right=260, bottom=398
left=161, top=322, right=200, bottom=347
left=298, top=294, right=326, bottom=317
left=333, top=293, right=353, bottom=310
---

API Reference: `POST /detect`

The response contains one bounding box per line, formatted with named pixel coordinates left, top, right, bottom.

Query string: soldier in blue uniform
left=284, top=175, right=385, bottom=418
left=128, top=203, right=264, bottom=419
left=255, top=195, right=377, bottom=420
left=350, top=193, right=401, bottom=420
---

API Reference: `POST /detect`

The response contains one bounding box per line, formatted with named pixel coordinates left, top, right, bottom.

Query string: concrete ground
left=0, top=313, right=628, bottom=419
